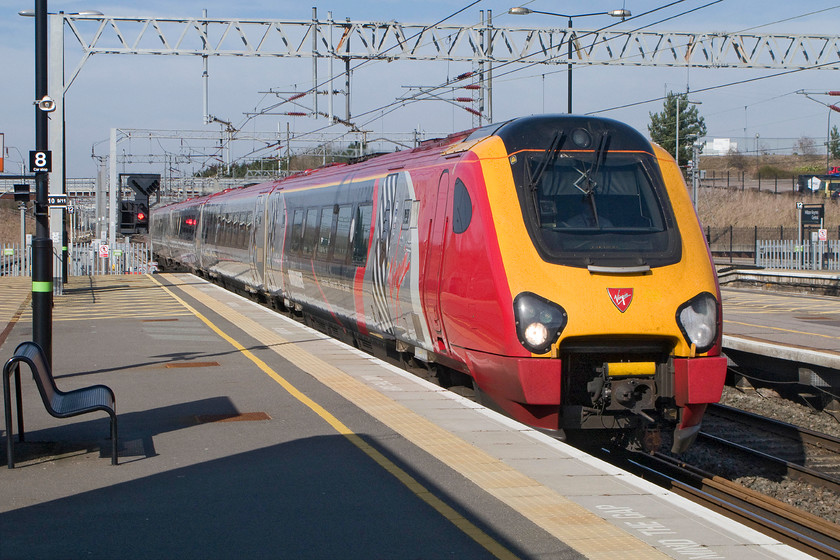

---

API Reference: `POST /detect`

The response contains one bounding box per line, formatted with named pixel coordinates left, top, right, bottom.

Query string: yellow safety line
left=147, top=274, right=518, bottom=560
left=724, top=319, right=840, bottom=341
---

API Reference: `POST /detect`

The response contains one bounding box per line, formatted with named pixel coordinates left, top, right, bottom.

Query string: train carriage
left=151, top=115, right=727, bottom=453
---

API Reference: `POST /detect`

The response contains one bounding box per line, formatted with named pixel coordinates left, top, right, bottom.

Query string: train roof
left=153, top=114, right=649, bottom=213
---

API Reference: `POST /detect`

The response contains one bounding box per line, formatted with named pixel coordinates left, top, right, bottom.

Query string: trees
left=648, top=91, right=707, bottom=168
left=830, top=125, right=840, bottom=159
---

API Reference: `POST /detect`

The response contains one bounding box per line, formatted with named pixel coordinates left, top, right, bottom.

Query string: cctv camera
left=36, top=96, right=56, bottom=112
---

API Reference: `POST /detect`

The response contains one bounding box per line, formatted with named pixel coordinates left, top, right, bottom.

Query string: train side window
left=316, top=207, right=334, bottom=259
left=401, top=199, right=412, bottom=230
left=352, top=203, right=373, bottom=265
left=289, top=209, right=304, bottom=254
left=452, top=179, right=472, bottom=234
left=302, top=208, right=319, bottom=256
left=333, top=205, right=353, bottom=262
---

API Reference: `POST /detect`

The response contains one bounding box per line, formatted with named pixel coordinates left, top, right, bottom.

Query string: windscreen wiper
left=527, top=132, right=564, bottom=192
left=573, top=131, right=610, bottom=227
left=526, top=132, right=565, bottom=226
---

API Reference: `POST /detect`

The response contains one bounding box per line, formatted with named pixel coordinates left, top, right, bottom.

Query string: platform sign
left=29, top=150, right=52, bottom=173
left=47, top=194, right=68, bottom=208
left=98, top=244, right=110, bottom=259
left=801, top=204, right=824, bottom=225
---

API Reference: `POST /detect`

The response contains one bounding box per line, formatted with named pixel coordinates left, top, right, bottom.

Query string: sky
left=2, top=0, right=840, bottom=177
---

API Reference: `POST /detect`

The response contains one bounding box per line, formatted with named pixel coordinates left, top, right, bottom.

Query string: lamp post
left=17, top=0, right=54, bottom=365
left=509, top=6, right=630, bottom=114
left=675, top=95, right=701, bottom=168
left=20, top=8, right=103, bottom=296
left=19, top=5, right=103, bottom=366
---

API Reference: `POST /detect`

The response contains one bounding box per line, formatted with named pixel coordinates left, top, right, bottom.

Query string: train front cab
left=447, top=115, right=727, bottom=453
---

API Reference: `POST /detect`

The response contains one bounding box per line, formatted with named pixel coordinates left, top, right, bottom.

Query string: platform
left=0, top=274, right=814, bottom=559
left=721, top=283, right=840, bottom=392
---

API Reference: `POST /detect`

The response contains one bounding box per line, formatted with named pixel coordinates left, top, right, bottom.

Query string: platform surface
left=0, top=274, right=816, bottom=559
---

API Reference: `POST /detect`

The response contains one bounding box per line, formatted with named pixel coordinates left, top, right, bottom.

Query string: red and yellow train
left=151, top=115, right=727, bottom=453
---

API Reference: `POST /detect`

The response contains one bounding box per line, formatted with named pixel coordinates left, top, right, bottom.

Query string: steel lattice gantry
left=47, top=12, right=840, bottom=249
left=61, top=13, right=840, bottom=82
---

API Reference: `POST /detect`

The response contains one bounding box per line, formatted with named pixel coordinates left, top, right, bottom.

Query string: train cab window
left=316, top=207, right=334, bottom=259
left=302, top=208, right=320, bottom=256
left=452, top=179, right=472, bottom=234
left=352, top=203, right=373, bottom=265
left=333, top=205, right=353, bottom=262
left=499, top=116, right=682, bottom=269
left=289, top=209, right=304, bottom=254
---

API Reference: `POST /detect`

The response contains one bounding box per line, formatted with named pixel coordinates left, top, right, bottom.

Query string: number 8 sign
left=29, top=150, right=52, bottom=173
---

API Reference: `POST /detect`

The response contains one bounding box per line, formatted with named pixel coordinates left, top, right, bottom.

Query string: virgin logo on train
left=608, top=288, right=634, bottom=313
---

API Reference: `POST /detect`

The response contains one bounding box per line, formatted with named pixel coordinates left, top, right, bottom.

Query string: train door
left=250, top=194, right=267, bottom=289
left=422, top=169, right=452, bottom=353
left=265, top=192, right=286, bottom=295
left=369, top=175, right=398, bottom=335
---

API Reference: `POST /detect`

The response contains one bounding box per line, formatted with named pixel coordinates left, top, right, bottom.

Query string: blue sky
left=3, top=0, right=840, bottom=176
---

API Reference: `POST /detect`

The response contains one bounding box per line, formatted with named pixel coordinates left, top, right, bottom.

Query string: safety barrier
left=756, top=240, right=840, bottom=271
left=0, top=242, right=155, bottom=278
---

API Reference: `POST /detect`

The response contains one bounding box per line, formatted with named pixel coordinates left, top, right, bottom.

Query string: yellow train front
left=440, top=115, right=726, bottom=453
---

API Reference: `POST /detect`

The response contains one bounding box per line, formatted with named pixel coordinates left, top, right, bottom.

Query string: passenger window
left=289, top=209, right=304, bottom=254
left=352, top=204, right=373, bottom=265
left=333, top=205, right=353, bottom=262
left=302, top=208, right=319, bottom=256
left=316, top=207, right=334, bottom=259
left=402, top=199, right=412, bottom=229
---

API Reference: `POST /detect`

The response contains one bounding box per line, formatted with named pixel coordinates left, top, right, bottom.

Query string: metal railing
left=70, top=242, right=155, bottom=276
left=756, top=240, right=840, bottom=271
left=0, top=243, right=32, bottom=277
left=0, top=242, right=155, bottom=278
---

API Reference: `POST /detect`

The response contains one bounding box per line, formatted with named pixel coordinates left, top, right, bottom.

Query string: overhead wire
left=215, top=0, right=485, bottom=169
left=212, top=1, right=838, bottom=172
left=220, top=0, right=702, bottom=166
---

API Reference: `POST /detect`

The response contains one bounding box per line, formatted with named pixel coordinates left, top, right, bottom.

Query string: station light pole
left=508, top=6, right=630, bottom=114
left=19, top=1, right=54, bottom=366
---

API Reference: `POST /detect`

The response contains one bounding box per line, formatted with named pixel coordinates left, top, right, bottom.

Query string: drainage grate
left=194, top=412, right=271, bottom=424
left=142, top=318, right=179, bottom=322
left=165, top=361, right=221, bottom=368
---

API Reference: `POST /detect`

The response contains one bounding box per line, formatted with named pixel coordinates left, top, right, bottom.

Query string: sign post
left=799, top=202, right=825, bottom=270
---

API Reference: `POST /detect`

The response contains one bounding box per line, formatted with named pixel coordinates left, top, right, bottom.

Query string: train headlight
left=514, top=293, right=567, bottom=354
left=676, top=292, right=718, bottom=353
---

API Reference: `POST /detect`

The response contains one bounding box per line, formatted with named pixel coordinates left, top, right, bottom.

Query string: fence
left=756, top=240, right=840, bottom=271
left=0, top=242, right=154, bottom=279
left=70, top=242, right=155, bottom=276
left=706, top=226, right=840, bottom=257
left=0, top=243, right=33, bottom=277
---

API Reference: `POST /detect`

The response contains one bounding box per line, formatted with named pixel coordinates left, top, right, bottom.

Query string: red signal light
left=137, top=211, right=147, bottom=222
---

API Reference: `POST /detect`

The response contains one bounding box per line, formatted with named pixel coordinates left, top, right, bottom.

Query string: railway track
left=617, top=450, right=840, bottom=560
left=585, top=402, right=840, bottom=559
left=702, top=403, right=840, bottom=491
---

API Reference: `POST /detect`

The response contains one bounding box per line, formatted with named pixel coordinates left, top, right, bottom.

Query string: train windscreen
left=499, top=116, right=682, bottom=269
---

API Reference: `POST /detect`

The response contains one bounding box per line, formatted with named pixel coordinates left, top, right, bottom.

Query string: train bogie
left=151, top=115, right=727, bottom=453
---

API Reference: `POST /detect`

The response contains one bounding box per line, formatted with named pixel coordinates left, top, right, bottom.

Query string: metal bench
left=3, top=341, right=117, bottom=468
